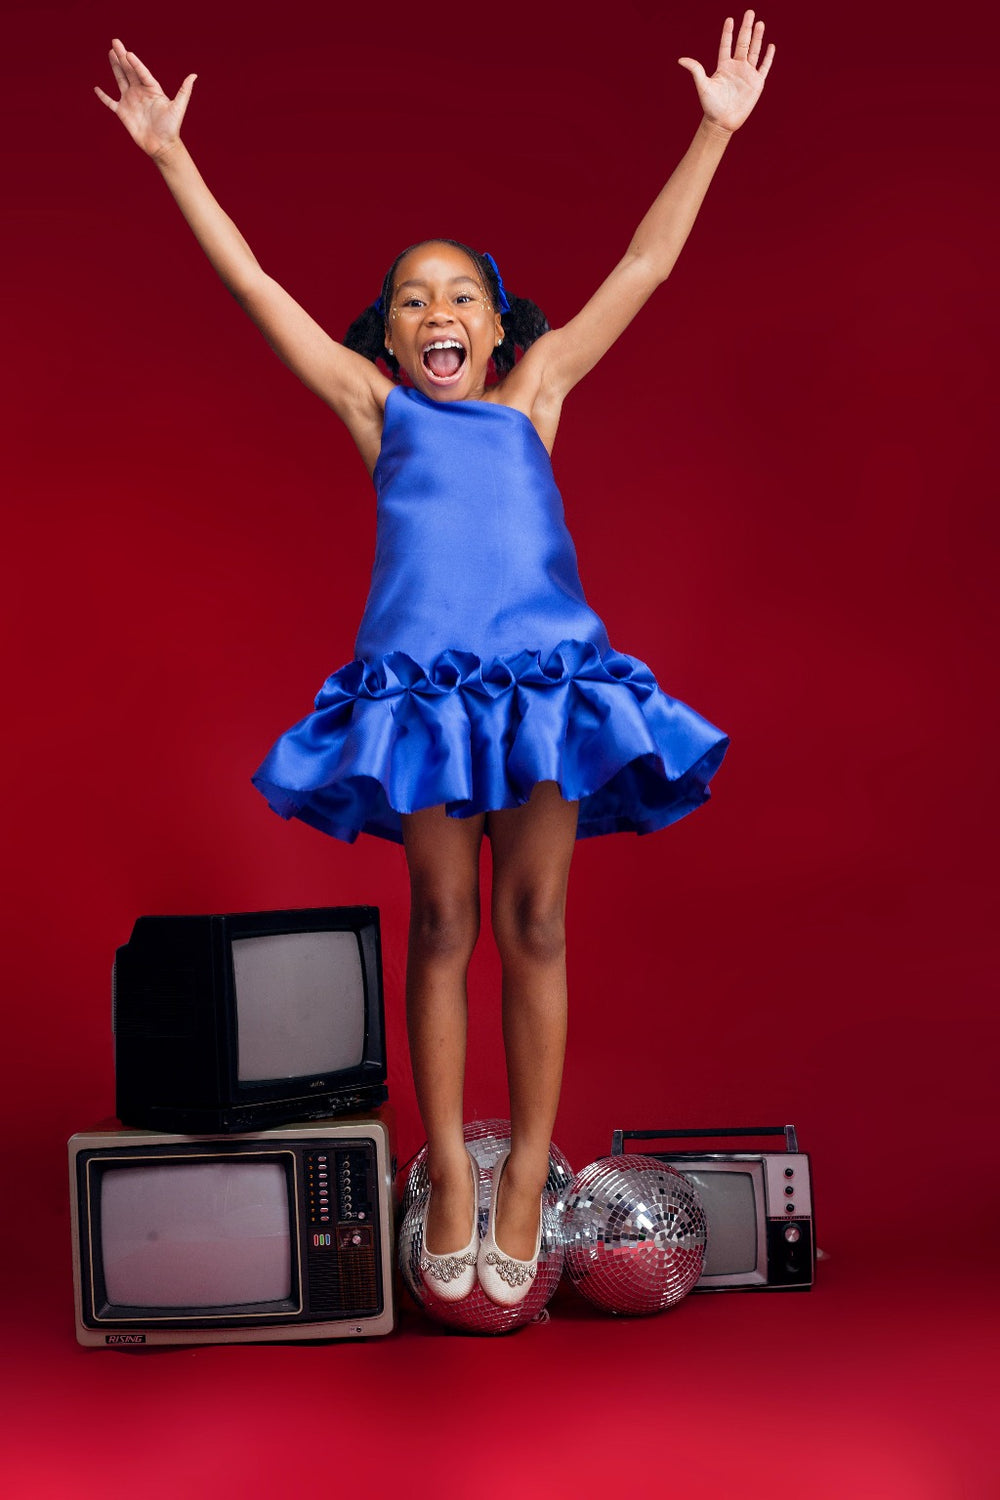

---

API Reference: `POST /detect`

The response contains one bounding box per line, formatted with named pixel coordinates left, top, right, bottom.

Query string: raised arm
left=517, top=11, right=775, bottom=410
left=95, top=40, right=390, bottom=466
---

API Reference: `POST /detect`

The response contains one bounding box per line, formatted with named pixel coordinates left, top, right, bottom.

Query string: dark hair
left=343, top=239, right=549, bottom=385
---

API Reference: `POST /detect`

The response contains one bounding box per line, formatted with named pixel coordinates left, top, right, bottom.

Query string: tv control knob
left=784, top=1185, right=794, bottom=1196
left=785, top=1203, right=795, bottom=1213
left=784, top=1167, right=794, bottom=1177
left=784, top=1225, right=801, bottom=1243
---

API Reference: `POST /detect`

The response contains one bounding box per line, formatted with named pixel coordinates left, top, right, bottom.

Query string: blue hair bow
left=482, top=252, right=511, bottom=314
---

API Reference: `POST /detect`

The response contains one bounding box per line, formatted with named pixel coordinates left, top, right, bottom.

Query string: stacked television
left=69, top=907, right=396, bottom=1344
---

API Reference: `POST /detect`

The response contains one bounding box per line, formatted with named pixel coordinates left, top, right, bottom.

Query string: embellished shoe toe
left=477, top=1149, right=542, bottom=1307
left=418, top=1148, right=480, bottom=1303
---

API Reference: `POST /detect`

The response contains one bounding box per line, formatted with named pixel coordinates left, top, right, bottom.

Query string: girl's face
left=385, top=242, right=504, bottom=401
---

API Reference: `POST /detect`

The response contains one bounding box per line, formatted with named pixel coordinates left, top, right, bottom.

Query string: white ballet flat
left=477, top=1149, right=542, bottom=1307
left=418, top=1148, right=480, bottom=1303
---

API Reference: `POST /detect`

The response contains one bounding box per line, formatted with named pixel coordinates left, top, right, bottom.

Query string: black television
left=114, top=907, right=388, bottom=1133
left=69, top=1116, right=395, bottom=1345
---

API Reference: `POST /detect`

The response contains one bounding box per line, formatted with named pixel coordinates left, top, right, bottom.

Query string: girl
left=96, top=13, right=774, bottom=1308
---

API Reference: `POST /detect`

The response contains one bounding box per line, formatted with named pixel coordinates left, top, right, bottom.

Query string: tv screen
left=232, top=931, right=365, bottom=1082
left=101, top=1159, right=293, bottom=1308
left=680, top=1167, right=761, bottom=1278
left=114, top=907, right=387, bottom=1133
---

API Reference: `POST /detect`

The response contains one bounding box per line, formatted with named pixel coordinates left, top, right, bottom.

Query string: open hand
left=94, top=39, right=196, bottom=157
left=678, top=11, right=775, bottom=133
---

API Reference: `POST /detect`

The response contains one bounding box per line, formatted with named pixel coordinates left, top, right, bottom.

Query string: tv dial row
left=305, top=1150, right=371, bottom=1226
left=781, top=1164, right=799, bottom=1215
left=764, top=1155, right=812, bottom=1219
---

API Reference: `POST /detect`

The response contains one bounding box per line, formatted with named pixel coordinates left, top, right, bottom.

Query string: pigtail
left=494, top=292, right=550, bottom=380
left=343, top=301, right=400, bottom=381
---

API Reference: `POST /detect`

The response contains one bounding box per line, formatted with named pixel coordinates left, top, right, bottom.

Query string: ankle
left=426, top=1143, right=473, bottom=1190
left=423, top=1150, right=478, bottom=1257
left=500, top=1153, right=548, bottom=1202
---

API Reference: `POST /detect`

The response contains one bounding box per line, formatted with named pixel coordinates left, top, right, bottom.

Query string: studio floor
left=5, top=1221, right=995, bottom=1499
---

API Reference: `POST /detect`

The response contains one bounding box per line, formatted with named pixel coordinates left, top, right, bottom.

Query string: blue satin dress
left=251, top=386, right=728, bottom=843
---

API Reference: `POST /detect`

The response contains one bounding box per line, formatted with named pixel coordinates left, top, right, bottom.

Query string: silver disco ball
left=398, top=1120, right=568, bottom=1334
left=559, top=1155, right=707, bottom=1315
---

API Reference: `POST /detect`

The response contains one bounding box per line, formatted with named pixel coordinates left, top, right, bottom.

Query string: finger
left=174, top=72, right=198, bottom=108
left=108, top=46, right=128, bottom=94
left=678, top=57, right=709, bottom=90
left=748, top=19, right=765, bottom=68
left=717, top=16, right=734, bottom=70
left=758, top=41, right=775, bottom=81
left=124, top=48, right=163, bottom=94
left=108, top=57, right=128, bottom=93
left=734, top=9, right=755, bottom=61
left=94, top=85, right=118, bottom=112
left=110, top=37, right=138, bottom=89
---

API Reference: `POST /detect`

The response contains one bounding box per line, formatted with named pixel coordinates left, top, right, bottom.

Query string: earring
left=496, top=335, right=504, bottom=346
left=388, top=346, right=394, bottom=356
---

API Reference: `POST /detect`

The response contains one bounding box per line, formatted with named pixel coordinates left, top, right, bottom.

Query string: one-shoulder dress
left=251, top=386, right=728, bottom=844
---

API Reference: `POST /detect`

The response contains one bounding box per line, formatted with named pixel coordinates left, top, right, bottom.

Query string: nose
left=426, top=296, right=454, bottom=323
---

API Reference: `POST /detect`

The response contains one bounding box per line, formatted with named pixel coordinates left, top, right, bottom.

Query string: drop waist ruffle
left=251, top=639, right=728, bottom=844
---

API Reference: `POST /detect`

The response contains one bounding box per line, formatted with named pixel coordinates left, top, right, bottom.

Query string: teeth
left=423, top=339, right=464, bottom=352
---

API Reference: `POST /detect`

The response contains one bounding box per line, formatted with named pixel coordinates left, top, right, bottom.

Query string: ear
left=494, top=312, right=505, bottom=344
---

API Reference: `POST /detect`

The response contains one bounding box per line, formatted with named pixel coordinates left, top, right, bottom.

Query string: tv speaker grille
left=307, top=1230, right=379, bottom=1316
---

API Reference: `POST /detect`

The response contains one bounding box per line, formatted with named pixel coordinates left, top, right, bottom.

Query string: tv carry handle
left=612, top=1124, right=800, bottom=1156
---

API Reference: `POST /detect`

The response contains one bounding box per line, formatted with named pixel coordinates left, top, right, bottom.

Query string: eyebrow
left=395, top=275, right=482, bottom=292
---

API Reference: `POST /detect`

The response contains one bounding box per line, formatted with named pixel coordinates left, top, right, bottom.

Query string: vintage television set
left=114, top=907, right=387, bottom=1133
left=612, top=1125, right=815, bottom=1291
left=69, top=1116, right=395, bottom=1345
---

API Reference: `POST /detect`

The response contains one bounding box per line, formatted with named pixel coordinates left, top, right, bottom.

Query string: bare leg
left=488, top=781, right=578, bottom=1260
left=401, top=803, right=485, bottom=1255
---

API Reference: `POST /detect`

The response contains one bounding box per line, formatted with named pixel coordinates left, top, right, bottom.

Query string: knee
left=493, top=892, right=566, bottom=966
left=409, top=892, right=480, bottom=964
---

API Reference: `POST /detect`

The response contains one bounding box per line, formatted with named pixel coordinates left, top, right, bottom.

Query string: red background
left=2, top=1, right=996, bottom=1495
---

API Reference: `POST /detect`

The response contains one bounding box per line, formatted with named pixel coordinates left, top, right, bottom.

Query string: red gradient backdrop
left=3, top=1, right=997, bottom=1495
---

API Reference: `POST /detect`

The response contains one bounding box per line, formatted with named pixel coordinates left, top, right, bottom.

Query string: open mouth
left=422, top=339, right=467, bottom=384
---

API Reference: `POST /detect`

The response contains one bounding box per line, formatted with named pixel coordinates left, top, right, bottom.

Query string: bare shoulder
left=480, top=332, right=565, bottom=454
left=339, top=363, right=396, bottom=477
left=290, top=343, right=393, bottom=478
